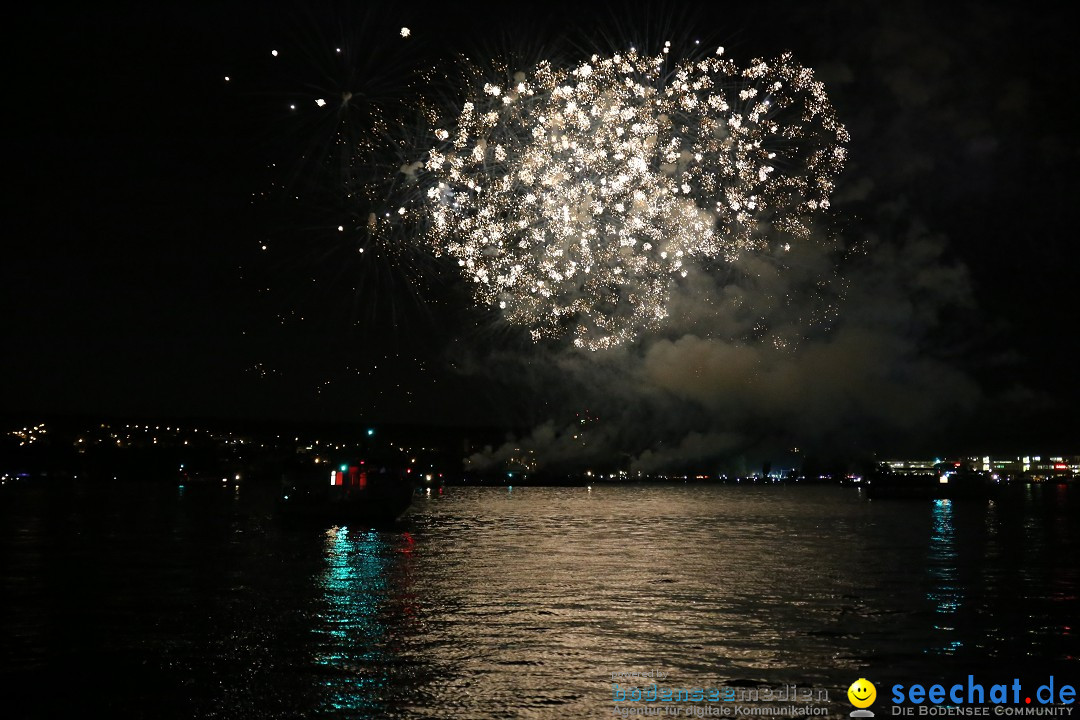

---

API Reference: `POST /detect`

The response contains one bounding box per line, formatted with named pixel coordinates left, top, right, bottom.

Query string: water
left=2, top=482, right=1077, bottom=718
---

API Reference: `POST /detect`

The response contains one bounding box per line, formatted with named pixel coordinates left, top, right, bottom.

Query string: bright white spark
left=400, top=27, right=411, bottom=38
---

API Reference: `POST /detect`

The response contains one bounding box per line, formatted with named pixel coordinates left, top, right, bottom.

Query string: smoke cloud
left=462, top=210, right=979, bottom=474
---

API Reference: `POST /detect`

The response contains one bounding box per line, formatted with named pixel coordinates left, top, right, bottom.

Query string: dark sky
left=5, top=1, right=1078, bottom=461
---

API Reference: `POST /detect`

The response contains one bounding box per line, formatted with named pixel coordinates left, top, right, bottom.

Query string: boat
left=864, top=461, right=1003, bottom=499
left=277, top=461, right=415, bottom=524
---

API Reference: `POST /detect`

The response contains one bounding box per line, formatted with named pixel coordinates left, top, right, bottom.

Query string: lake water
left=2, top=482, right=1077, bottom=718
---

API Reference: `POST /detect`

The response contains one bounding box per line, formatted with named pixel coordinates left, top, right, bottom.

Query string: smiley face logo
left=848, top=678, right=876, bottom=708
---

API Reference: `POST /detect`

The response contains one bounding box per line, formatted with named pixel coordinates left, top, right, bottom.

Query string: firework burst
left=396, top=45, right=847, bottom=350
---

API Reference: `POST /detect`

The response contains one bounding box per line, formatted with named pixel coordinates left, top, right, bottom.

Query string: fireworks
left=406, top=47, right=847, bottom=349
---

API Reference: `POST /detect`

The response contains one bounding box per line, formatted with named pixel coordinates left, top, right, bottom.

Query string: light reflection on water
left=927, top=499, right=962, bottom=654
left=315, top=528, right=395, bottom=714
left=1, top=482, right=1077, bottom=718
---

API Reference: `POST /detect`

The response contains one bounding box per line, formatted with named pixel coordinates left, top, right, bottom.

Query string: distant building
left=884, top=455, right=1078, bottom=482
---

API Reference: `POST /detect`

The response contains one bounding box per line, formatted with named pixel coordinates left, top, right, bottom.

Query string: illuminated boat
left=864, top=461, right=1002, bottom=499
left=278, top=461, right=415, bottom=524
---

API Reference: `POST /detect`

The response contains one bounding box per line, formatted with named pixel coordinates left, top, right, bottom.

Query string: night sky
left=5, top=1, right=1078, bottom=467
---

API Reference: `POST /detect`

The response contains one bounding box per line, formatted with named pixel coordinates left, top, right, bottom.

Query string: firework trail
left=238, top=13, right=445, bottom=334
left=393, top=45, right=847, bottom=350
